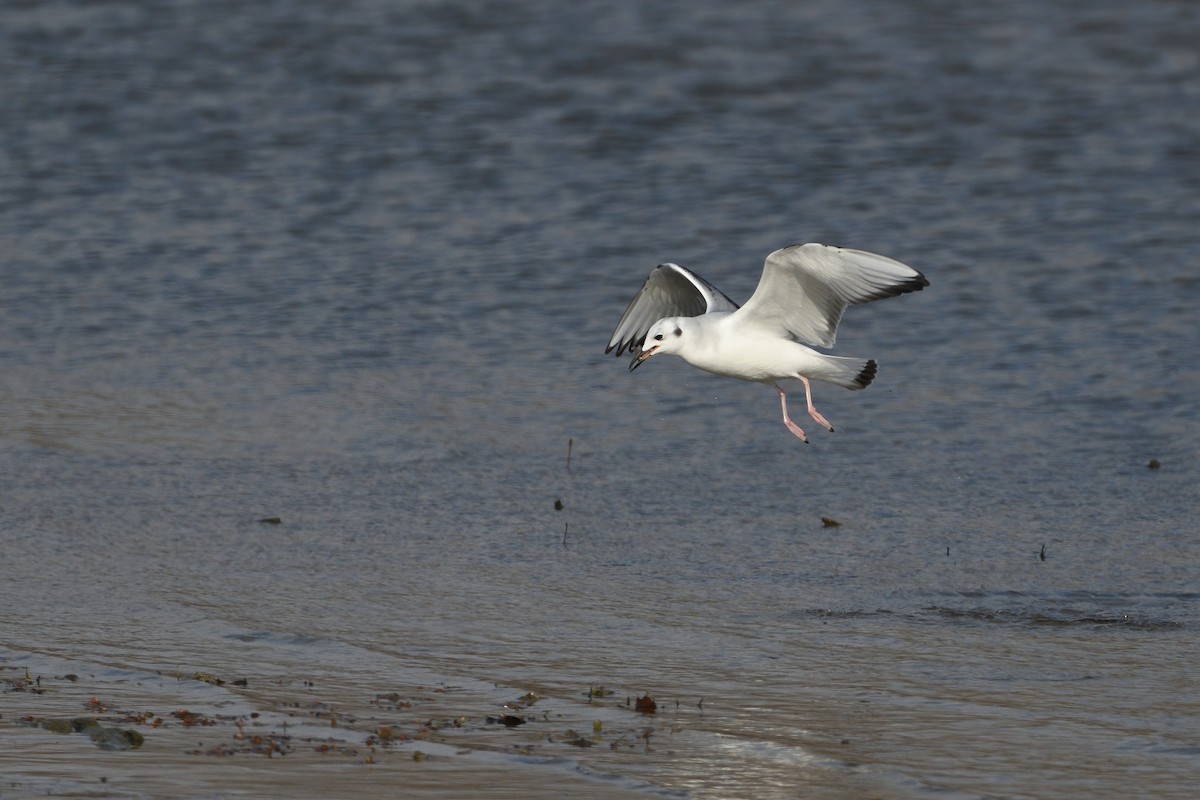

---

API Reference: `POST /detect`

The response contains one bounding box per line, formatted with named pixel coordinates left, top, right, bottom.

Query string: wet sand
left=2, top=657, right=670, bottom=799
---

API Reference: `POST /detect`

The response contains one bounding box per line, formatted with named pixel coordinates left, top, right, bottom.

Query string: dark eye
left=673, top=327, right=682, bottom=336
left=653, top=333, right=664, bottom=341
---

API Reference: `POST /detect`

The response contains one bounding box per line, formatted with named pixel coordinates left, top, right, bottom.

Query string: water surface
left=2, top=1, right=1198, bottom=797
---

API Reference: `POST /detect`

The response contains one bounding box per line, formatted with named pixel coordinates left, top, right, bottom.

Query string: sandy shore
left=1, top=657, right=672, bottom=799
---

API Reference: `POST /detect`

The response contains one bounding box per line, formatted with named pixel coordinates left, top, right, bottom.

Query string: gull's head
left=631, top=317, right=687, bottom=371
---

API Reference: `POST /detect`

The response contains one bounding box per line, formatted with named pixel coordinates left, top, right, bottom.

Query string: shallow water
left=2, top=1, right=1198, bottom=798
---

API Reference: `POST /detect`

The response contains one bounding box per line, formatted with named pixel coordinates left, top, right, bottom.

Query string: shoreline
left=1, top=652, right=675, bottom=799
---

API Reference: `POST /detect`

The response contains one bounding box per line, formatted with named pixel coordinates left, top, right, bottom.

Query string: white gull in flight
left=606, top=243, right=928, bottom=442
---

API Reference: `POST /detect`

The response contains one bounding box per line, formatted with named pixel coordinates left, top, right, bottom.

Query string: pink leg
left=774, top=384, right=808, bottom=443
left=799, top=376, right=835, bottom=432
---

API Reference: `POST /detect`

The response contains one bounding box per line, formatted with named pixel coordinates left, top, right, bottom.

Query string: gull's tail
left=809, top=354, right=877, bottom=391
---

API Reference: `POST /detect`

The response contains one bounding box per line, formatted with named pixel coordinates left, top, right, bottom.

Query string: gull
left=606, top=243, right=928, bottom=442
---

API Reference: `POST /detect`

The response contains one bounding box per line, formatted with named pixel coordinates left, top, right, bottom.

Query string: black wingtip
left=910, top=272, right=931, bottom=291
left=854, top=360, right=878, bottom=389
left=867, top=272, right=929, bottom=302
left=606, top=338, right=632, bottom=357
left=606, top=337, right=645, bottom=358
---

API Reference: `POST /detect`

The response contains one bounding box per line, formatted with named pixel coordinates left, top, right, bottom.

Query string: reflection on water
left=2, top=0, right=1198, bottom=797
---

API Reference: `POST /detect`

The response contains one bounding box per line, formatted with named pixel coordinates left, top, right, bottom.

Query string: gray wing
left=733, top=243, right=928, bottom=348
left=606, top=263, right=739, bottom=357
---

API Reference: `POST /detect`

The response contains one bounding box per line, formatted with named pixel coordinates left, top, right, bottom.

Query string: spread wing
left=606, top=263, right=739, bottom=357
left=733, top=243, right=928, bottom=348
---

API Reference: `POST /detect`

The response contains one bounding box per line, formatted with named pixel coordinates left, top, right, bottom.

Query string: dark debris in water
left=634, top=694, right=657, bottom=714
left=20, top=715, right=145, bottom=751
left=504, top=691, right=540, bottom=710
left=190, top=671, right=247, bottom=687
left=3, top=667, right=47, bottom=694
left=486, top=714, right=526, bottom=727
left=173, top=709, right=218, bottom=727
left=192, top=672, right=224, bottom=686
left=87, top=724, right=146, bottom=751
left=196, top=730, right=293, bottom=758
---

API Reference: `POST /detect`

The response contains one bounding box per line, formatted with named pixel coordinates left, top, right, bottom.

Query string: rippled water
left=2, top=1, right=1198, bottom=798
